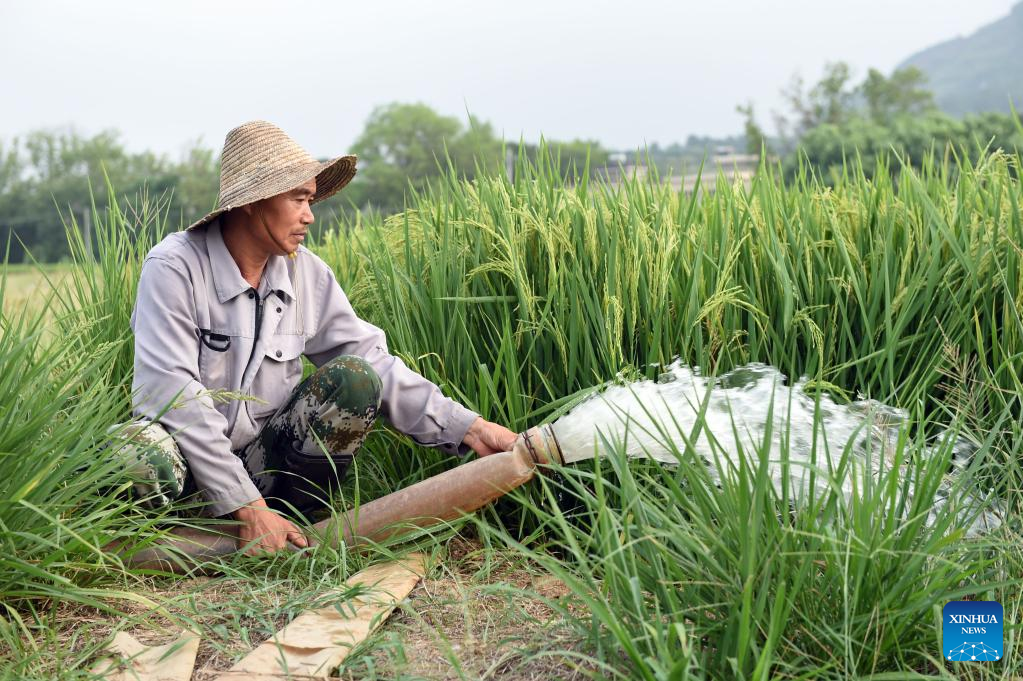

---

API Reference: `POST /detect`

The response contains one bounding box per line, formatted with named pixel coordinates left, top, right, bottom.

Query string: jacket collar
left=263, top=248, right=296, bottom=302
left=207, top=218, right=296, bottom=304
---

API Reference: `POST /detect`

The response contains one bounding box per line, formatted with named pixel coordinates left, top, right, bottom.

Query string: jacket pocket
left=249, top=334, right=306, bottom=419
left=196, top=328, right=231, bottom=352
left=197, top=328, right=235, bottom=390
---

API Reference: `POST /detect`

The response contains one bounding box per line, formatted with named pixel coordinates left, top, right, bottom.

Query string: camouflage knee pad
left=105, top=419, right=188, bottom=510
left=241, top=354, right=382, bottom=510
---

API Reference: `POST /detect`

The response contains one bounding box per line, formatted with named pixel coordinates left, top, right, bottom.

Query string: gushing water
left=550, top=361, right=1001, bottom=536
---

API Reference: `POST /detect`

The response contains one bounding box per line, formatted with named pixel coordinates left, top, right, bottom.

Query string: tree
left=0, top=128, right=218, bottom=262
left=790, top=108, right=1022, bottom=180
left=859, top=67, right=936, bottom=125
left=346, top=103, right=502, bottom=213
left=341, top=102, right=615, bottom=215
left=779, top=62, right=856, bottom=138
left=171, top=142, right=220, bottom=229
left=769, top=61, right=1004, bottom=179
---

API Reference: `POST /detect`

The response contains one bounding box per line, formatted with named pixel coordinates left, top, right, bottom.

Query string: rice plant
left=0, top=142, right=1020, bottom=678
left=319, top=145, right=1023, bottom=678
left=0, top=266, right=179, bottom=648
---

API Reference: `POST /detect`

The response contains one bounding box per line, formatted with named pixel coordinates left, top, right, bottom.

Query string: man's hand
left=462, top=417, right=517, bottom=456
left=232, top=497, right=309, bottom=555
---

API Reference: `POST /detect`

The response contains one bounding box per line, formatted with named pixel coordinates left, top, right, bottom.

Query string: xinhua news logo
left=943, top=601, right=1003, bottom=662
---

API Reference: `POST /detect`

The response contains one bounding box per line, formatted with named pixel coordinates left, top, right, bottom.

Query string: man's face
left=245, top=177, right=316, bottom=256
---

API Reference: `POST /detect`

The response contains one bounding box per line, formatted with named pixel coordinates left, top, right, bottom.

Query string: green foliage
left=777, top=61, right=1023, bottom=177
left=776, top=60, right=936, bottom=145
left=780, top=61, right=857, bottom=138
left=341, top=102, right=504, bottom=215
left=334, top=102, right=612, bottom=217
left=0, top=184, right=193, bottom=642
left=320, top=146, right=1023, bottom=676
left=481, top=411, right=1014, bottom=679
left=861, top=66, right=936, bottom=125
left=323, top=147, right=1022, bottom=433
left=50, top=177, right=170, bottom=410
left=1, top=109, right=614, bottom=261
left=0, top=267, right=172, bottom=615
left=517, top=136, right=611, bottom=180
left=793, top=110, right=1023, bottom=179
left=2, top=143, right=1022, bottom=678
left=0, top=127, right=217, bottom=263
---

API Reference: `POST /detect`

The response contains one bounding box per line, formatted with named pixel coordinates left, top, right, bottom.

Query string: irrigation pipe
left=115, top=426, right=563, bottom=573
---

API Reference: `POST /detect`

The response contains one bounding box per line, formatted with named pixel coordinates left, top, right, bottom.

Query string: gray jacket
left=130, top=219, right=479, bottom=516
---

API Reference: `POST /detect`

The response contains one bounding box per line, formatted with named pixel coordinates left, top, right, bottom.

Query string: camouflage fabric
left=240, top=354, right=382, bottom=514
left=105, top=420, right=189, bottom=510
left=107, top=354, right=381, bottom=515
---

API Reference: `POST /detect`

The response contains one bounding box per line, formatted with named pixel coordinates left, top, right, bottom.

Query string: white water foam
left=550, top=361, right=1001, bottom=536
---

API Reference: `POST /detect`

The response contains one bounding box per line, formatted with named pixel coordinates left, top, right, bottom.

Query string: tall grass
left=0, top=186, right=420, bottom=679
left=323, top=148, right=1022, bottom=476
left=0, top=181, right=466, bottom=678
left=320, top=147, right=1023, bottom=678
left=328, top=151, right=1017, bottom=407
left=0, top=146, right=1020, bottom=678
left=0, top=264, right=177, bottom=646
left=52, top=178, right=170, bottom=407
left=471, top=398, right=1017, bottom=679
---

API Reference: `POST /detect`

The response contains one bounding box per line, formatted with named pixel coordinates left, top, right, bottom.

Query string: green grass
left=1, top=147, right=1021, bottom=679
left=320, top=147, right=1023, bottom=678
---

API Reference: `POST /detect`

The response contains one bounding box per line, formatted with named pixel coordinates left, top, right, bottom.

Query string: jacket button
left=275, top=350, right=282, bottom=358
left=276, top=307, right=282, bottom=313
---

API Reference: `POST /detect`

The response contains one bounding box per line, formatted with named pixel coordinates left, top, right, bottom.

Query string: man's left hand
left=462, top=417, right=517, bottom=456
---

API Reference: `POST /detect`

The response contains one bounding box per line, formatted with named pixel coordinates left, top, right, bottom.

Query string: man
left=123, top=120, right=516, bottom=554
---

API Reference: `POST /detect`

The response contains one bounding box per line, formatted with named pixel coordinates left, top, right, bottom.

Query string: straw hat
left=186, top=120, right=357, bottom=231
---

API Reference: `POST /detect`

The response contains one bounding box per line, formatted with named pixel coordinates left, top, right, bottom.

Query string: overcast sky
left=2, top=0, right=1017, bottom=158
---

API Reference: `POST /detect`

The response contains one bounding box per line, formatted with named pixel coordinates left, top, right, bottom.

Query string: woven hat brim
left=186, top=154, right=357, bottom=231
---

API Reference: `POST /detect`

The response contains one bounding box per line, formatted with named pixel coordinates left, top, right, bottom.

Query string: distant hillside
left=898, top=2, right=1023, bottom=116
